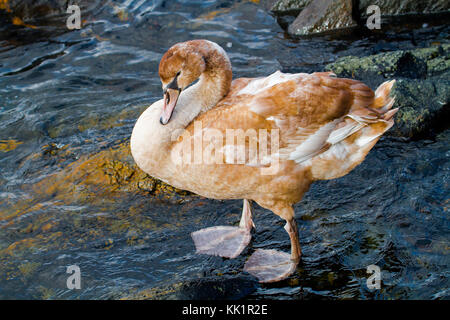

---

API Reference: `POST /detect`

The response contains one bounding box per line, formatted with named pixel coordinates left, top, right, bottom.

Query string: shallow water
left=0, top=0, right=449, bottom=299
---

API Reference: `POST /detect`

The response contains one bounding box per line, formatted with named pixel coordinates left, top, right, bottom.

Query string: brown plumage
left=131, top=40, right=398, bottom=283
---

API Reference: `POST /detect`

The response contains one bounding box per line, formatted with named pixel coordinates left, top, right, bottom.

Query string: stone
left=0, top=0, right=105, bottom=26
left=270, top=0, right=312, bottom=15
left=287, top=0, right=357, bottom=36
left=125, top=276, right=258, bottom=300
left=358, top=0, right=450, bottom=19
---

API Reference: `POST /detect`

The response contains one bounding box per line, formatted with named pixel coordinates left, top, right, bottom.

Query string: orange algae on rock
left=0, top=139, right=22, bottom=152
left=0, top=140, right=194, bottom=283
left=11, top=16, right=36, bottom=28
left=0, top=0, right=10, bottom=12
left=31, top=141, right=190, bottom=203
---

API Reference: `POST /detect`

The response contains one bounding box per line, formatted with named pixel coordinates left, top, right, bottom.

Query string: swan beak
left=160, top=88, right=180, bottom=125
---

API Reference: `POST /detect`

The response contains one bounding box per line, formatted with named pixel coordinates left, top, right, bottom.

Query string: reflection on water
left=0, top=0, right=448, bottom=299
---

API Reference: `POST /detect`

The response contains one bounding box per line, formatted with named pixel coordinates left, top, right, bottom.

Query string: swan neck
left=197, top=68, right=231, bottom=112
left=170, top=45, right=232, bottom=131
left=195, top=44, right=232, bottom=112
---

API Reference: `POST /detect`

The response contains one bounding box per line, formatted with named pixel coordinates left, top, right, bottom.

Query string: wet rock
left=137, top=179, right=157, bottom=193
left=394, top=52, right=428, bottom=79
left=176, top=276, right=258, bottom=300
left=259, top=0, right=279, bottom=11
left=268, top=0, right=312, bottom=30
left=0, top=0, right=105, bottom=27
left=0, top=139, right=22, bottom=152
left=127, top=276, right=258, bottom=300
left=359, top=0, right=450, bottom=19
left=391, top=79, right=449, bottom=138
left=270, top=0, right=312, bottom=15
left=30, top=141, right=191, bottom=204
left=287, top=0, right=357, bottom=36
left=268, top=0, right=450, bottom=35
left=325, top=44, right=450, bottom=138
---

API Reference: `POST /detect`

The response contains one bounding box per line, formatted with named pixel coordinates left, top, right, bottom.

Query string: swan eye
left=166, top=71, right=181, bottom=91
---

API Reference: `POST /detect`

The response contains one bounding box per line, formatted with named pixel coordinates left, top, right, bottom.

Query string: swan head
left=158, top=41, right=207, bottom=125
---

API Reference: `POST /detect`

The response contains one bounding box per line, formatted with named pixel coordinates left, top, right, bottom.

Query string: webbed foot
left=244, top=249, right=298, bottom=283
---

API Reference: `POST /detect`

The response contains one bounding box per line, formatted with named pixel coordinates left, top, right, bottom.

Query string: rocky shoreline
left=267, top=0, right=450, bottom=36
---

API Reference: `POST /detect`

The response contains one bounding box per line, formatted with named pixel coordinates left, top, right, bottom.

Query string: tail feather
left=373, top=80, right=396, bottom=110
left=310, top=79, right=398, bottom=181
left=383, top=107, right=399, bottom=121
left=380, top=97, right=396, bottom=113
left=375, top=80, right=397, bottom=124
left=327, top=79, right=397, bottom=146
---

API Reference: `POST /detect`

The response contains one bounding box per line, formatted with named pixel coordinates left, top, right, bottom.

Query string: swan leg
left=191, top=199, right=254, bottom=259
left=244, top=217, right=301, bottom=283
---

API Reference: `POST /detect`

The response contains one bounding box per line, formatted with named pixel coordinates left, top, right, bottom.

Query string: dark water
left=0, top=0, right=448, bottom=299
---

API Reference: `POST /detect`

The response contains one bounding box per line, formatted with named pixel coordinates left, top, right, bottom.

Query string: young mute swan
left=130, top=40, right=397, bottom=283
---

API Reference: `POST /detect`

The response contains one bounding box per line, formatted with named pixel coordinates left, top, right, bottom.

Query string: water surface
left=0, top=0, right=448, bottom=299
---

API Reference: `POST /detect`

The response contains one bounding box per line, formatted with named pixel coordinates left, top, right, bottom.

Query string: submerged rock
left=0, top=0, right=105, bottom=27
left=270, top=0, right=312, bottom=15
left=30, top=141, right=191, bottom=204
left=287, top=0, right=356, bottom=36
left=325, top=44, right=450, bottom=138
left=126, top=276, right=258, bottom=300
left=175, top=276, right=258, bottom=300
left=358, top=0, right=450, bottom=19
